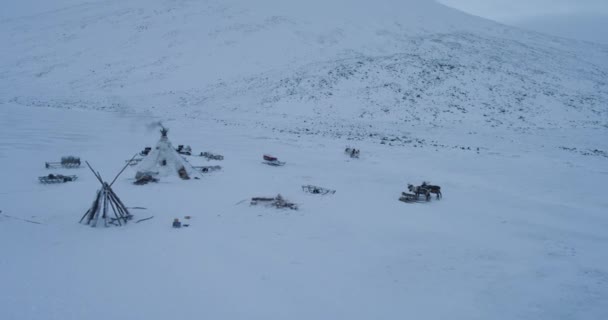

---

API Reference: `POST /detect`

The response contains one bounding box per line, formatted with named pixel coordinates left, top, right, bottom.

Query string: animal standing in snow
left=407, top=184, right=430, bottom=201
left=344, top=147, right=360, bottom=158
left=421, top=181, right=442, bottom=199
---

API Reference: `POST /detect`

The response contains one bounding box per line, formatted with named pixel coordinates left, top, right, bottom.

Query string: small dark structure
left=172, top=218, right=181, bottom=228
left=45, top=156, right=81, bottom=169
left=80, top=160, right=134, bottom=227
left=250, top=194, right=298, bottom=210
left=262, top=154, right=285, bottom=166
left=39, top=174, right=78, bottom=184
left=302, top=185, right=336, bottom=195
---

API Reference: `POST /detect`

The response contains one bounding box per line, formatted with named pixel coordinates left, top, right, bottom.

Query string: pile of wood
left=134, top=171, right=159, bottom=185
left=80, top=161, right=133, bottom=227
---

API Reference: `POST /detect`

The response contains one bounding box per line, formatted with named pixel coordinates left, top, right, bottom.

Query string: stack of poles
left=80, top=158, right=135, bottom=227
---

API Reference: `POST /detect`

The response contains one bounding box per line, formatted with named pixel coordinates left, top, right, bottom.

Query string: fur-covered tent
left=134, top=127, right=195, bottom=181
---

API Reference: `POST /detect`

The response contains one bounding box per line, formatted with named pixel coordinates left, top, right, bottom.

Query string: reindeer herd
left=401, top=182, right=442, bottom=203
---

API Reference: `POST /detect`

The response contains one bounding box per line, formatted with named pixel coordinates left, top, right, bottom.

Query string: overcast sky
left=438, top=0, right=608, bottom=44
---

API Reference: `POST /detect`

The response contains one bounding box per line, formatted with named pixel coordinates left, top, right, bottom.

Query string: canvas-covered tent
left=135, top=127, right=195, bottom=181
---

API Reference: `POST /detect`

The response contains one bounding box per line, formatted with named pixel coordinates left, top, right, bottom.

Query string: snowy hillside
left=1, top=1, right=608, bottom=320
left=1, top=0, right=607, bottom=134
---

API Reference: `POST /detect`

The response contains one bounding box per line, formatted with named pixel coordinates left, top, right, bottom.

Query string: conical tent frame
left=80, top=157, right=135, bottom=227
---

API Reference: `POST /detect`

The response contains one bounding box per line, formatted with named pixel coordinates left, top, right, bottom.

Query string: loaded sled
left=39, top=174, right=78, bottom=184
left=45, top=156, right=81, bottom=169
left=134, top=171, right=159, bottom=185
left=262, top=154, right=285, bottom=166
left=399, top=192, right=429, bottom=203
left=250, top=194, right=298, bottom=210
left=199, top=151, right=224, bottom=161
left=176, top=145, right=192, bottom=156
left=140, top=147, right=152, bottom=156
left=302, top=185, right=336, bottom=195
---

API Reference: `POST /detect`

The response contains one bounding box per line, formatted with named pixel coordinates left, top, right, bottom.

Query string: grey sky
left=438, top=0, right=608, bottom=44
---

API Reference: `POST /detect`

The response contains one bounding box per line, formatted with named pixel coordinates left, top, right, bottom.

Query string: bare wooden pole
left=102, top=191, right=109, bottom=227
left=109, top=189, right=131, bottom=220
left=107, top=196, right=122, bottom=226
left=85, top=161, right=104, bottom=185
left=110, top=153, right=138, bottom=187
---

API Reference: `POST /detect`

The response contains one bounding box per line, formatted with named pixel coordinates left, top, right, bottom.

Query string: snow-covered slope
left=1, top=0, right=607, bottom=134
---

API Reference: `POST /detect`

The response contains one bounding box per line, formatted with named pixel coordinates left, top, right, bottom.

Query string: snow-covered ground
left=1, top=103, right=607, bottom=319
left=1, top=0, right=608, bottom=319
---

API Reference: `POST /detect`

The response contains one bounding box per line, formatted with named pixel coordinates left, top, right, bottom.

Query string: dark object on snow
left=39, top=174, right=78, bottom=184
left=421, top=181, right=442, bottom=199
left=302, top=185, right=336, bottom=195
left=199, top=152, right=224, bottom=160
left=262, top=154, right=285, bottom=166
left=140, top=147, right=152, bottom=156
left=45, top=156, right=81, bottom=169
left=407, top=184, right=431, bottom=201
left=134, top=171, right=159, bottom=185
left=172, top=218, right=181, bottom=228
left=344, top=148, right=360, bottom=158
left=178, top=166, right=190, bottom=179
left=194, top=165, right=222, bottom=173
left=79, top=160, right=134, bottom=227
left=176, top=145, right=192, bottom=156
left=136, top=216, right=154, bottom=223
left=251, top=194, right=298, bottom=210
left=263, top=154, right=277, bottom=161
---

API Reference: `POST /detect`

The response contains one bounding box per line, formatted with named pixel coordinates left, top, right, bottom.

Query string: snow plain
left=1, top=102, right=607, bottom=320
left=1, top=0, right=607, bottom=319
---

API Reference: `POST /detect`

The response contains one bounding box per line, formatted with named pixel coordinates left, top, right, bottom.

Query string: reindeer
left=407, top=184, right=430, bottom=201
left=421, top=181, right=442, bottom=199
left=344, top=147, right=360, bottom=158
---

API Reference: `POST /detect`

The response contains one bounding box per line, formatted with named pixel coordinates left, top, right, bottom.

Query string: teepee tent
left=80, top=161, right=133, bottom=227
left=135, top=127, right=195, bottom=180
